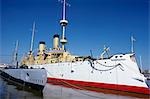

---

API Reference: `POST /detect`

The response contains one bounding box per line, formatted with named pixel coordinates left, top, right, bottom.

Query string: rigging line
left=60, top=79, right=105, bottom=99
left=45, top=70, right=105, bottom=99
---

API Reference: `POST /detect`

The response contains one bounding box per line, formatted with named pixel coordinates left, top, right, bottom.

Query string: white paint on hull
left=2, top=68, right=47, bottom=86
left=29, top=53, right=148, bottom=88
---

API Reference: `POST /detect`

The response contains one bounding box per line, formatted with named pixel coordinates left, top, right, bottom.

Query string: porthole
left=71, top=70, right=74, bottom=73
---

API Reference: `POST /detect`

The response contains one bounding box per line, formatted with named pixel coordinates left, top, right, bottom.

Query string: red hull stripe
left=47, top=77, right=150, bottom=95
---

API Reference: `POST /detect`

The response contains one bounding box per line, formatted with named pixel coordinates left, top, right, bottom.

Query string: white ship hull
left=0, top=68, right=47, bottom=91
left=29, top=53, right=150, bottom=94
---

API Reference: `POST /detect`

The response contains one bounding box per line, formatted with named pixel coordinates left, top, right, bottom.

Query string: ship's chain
left=87, top=59, right=124, bottom=71
left=95, top=61, right=118, bottom=67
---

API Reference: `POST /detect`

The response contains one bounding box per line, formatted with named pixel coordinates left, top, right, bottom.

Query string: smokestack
left=53, top=34, right=59, bottom=49
left=39, top=41, right=46, bottom=53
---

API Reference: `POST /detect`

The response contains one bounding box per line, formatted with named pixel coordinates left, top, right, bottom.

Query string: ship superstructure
left=20, top=0, right=150, bottom=95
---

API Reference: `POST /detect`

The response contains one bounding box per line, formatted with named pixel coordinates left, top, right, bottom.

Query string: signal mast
left=59, top=0, right=70, bottom=50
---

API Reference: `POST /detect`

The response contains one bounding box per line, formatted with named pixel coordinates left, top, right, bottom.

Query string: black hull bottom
left=0, top=69, right=44, bottom=92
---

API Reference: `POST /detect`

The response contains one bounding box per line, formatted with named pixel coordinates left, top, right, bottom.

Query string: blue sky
left=0, top=0, right=149, bottom=69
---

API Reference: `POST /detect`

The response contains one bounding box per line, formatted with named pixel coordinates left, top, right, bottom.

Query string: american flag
left=131, top=36, right=136, bottom=42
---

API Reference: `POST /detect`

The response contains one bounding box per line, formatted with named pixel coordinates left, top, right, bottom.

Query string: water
left=0, top=77, right=149, bottom=99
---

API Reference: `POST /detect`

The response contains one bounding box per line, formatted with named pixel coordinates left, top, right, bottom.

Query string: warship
left=20, top=0, right=149, bottom=95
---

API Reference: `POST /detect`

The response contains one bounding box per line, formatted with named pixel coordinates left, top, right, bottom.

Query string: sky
left=0, top=0, right=149, bottom=69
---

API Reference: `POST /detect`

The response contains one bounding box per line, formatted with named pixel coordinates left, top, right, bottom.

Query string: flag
left=131, top=36, right=136, bottom=42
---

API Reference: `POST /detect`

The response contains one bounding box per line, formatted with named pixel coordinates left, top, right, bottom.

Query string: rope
left=46, top=70, right=105, bottom=99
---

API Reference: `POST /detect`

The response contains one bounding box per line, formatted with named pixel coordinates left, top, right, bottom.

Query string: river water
left=0, top=77, right=149, bottom=99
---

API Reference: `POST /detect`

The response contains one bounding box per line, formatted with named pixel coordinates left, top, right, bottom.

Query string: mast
left=60, top=0, right=69, bottom=50
left=13, top=40, right=19, bottom=67
left=139, top=56, right=143, bottom=72
left=30, top=22, right=36, bottom=53
left=131, top=36, right=136, bottom=53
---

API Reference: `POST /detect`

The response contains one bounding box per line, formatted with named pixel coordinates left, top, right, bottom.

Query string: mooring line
left=46, top=70, right=105, bottom=99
